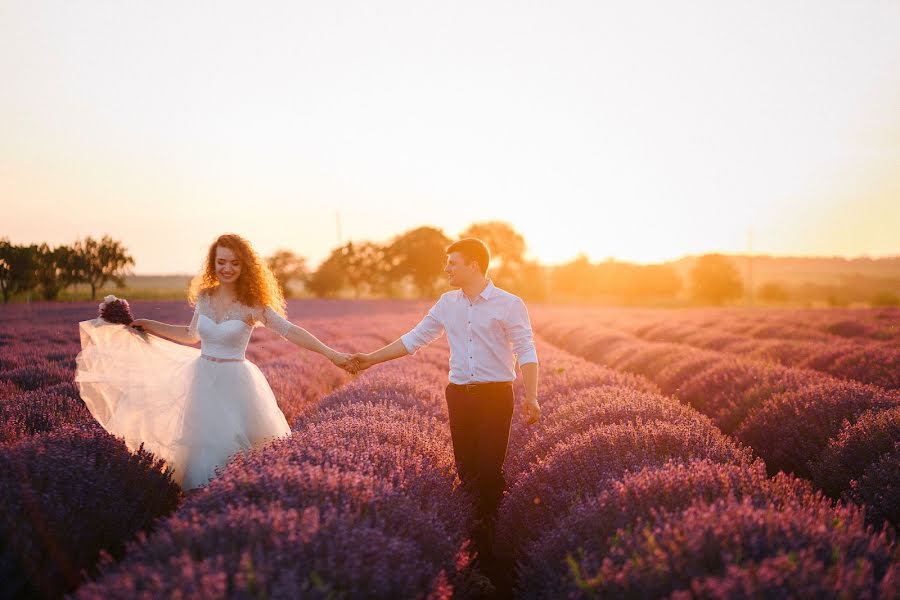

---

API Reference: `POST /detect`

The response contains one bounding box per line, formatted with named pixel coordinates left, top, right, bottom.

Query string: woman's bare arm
left=131, top=319, right=199, bottom=345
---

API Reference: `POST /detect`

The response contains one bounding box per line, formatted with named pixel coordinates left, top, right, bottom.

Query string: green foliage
left=266, top=249, right=308, bottom=298
left=757, top=281, right=790, bottom=303
left=0, top=238, right=38, bottom=303
left=383, top=226, right=451, bottom=298
left=690, top=254, right=743, bottom=305
left=70, top=236, right=135, bottom=300
left=552, top=255, right=681, bottom=303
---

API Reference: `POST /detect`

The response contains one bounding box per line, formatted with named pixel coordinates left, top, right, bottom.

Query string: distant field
left=54, top=275, right=194, bottom=301
left=1, top=301, right=898, bottom=598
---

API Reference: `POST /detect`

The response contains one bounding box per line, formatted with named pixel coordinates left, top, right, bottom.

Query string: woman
left=75, top=233, right=355, bottom=490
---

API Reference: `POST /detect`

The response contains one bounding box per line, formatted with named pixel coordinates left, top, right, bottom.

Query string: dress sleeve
left=261, top=306, right=294, bottom=338
left=187, top=298, right=202, bottom=340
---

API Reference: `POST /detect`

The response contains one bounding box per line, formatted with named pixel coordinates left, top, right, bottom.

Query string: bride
left=75, top=233, right=356, bottom=491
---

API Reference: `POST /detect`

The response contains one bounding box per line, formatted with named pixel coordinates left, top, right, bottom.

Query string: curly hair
left=188, top=233, right=286, bottom=317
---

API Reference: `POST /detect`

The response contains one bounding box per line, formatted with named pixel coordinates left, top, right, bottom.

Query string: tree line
left=0, top=236, right=134, bottom=303
left=267, top=222, right=743, bottom=305
left=2, top=223, right=747, bottom=305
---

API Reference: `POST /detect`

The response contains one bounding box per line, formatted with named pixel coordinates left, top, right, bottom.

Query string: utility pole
left=747, top=226, right=754, bottom=306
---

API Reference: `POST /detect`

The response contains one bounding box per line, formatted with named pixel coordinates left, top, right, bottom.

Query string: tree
left=630, top=264, right=682, bottom=302
left=71, top=236, right=135, bottom=300
left=266, top=249, right=308, bottom=298
left=551, top=254, right=598, bottom=299
left=690, top=254, right=743, bottom=305
left=35, top=243, right=76, bottom=301
left=508, top=260, right=549, bottom=301
left=460, top=221, right=536, bottom=296
left=340, top=241, right=389, bottom=299
left=0, top=239, right=38, bottom=303
left=305, top=250, right=347, bottom=298
left=385, top=226, right=451, bottom=298
left=459, top=221, right=527, bottom=269
left=758, top=281, right=790, bottom=303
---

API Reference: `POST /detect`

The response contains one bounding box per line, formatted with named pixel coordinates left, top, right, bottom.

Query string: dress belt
left=200, top=354, right=245, bottom=363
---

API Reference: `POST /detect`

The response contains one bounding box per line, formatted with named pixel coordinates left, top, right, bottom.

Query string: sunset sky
left=2, top=1, right=899, bottom=274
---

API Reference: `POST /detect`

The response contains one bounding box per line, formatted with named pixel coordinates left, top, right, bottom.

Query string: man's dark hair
left=446, top=238, right=490, bottom=275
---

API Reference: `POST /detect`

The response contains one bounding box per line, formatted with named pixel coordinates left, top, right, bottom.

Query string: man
left=350, top=237, right=541, bottom=567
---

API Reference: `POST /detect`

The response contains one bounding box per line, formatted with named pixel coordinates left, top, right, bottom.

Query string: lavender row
left=532, top=304, right=900, bottom=389
left=633, top=314, right=899, bottom=390
left=0, top=427, right=182, bottom=600
left=534, top=313, right=900, bottom=530
left=77, top=338, right=495, bottom=599
left=0, top=302, right=422, bottom=599
left=495, top=339, right=899, bottom=598
left=531, top=304, right=899, bottom=343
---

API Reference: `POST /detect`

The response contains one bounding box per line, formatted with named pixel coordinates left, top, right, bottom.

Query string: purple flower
left=98, top=295, right=134, bottom=325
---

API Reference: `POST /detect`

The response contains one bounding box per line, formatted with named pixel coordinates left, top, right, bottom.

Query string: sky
left=2, top=0, right=899, bottom=274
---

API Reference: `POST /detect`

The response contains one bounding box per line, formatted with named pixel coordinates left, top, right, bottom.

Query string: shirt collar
left=458, top=279, right=495, bottom=302
left=480, top=279, right=497, bottom=300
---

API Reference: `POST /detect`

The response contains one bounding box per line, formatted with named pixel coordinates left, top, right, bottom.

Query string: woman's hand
left=130, top=318, right=150, bottom=332
left=328, top=351, right=358, bottom=374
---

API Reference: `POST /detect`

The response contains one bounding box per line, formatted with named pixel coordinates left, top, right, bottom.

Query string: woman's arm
left=281, top=324, right=353, bottom=369
left=131, top=319, right=200, bottom=345
left=262, top=307, right=355, bottom=371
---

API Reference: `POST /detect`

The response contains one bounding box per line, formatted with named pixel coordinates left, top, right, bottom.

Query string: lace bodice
left=187, top=292, right=294, bottom=360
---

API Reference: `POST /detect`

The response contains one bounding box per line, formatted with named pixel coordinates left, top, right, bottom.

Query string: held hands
left=130, top=319, right=150, bottom=331
left=523, top=396, right=542, bottom=426
left=349, top=352, right=377, bottom=372
left=329, top=351, right=359, bottom=374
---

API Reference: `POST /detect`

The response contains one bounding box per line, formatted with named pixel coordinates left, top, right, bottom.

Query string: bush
left=0, top=428, right=181, bottom=599
left=517, top=459, right=818, bottom=598
left=737, top=381, right=899, bottom=479
left=564, top=495, right=897, bottom=598
left=813, top=406, right=900, bottom=499
left=846, top=445, right=900, bottom=531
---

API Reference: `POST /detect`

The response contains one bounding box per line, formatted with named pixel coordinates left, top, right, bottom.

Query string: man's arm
left=505, top=297, right=541, bottom=425
left=353, top=301, right=445, bottom=371
left=521, top=361, right=538, bottom=402
left=520, top=361, right=541, bottom=425
left=353, top=338, right=409, bottom=370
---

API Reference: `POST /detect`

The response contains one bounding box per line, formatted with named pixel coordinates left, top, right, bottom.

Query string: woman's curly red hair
left=188, top=234, right=286, bottom=317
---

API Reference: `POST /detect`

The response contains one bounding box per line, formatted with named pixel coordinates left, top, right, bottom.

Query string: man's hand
left=523, top=397, right=541, bottom=426
left=329, top=351, right=358, bottom=374
left=349, top=352, right=376, bottom=372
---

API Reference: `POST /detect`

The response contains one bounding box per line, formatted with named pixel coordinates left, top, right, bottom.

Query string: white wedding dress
left=75, top=293, right=293, bottom=490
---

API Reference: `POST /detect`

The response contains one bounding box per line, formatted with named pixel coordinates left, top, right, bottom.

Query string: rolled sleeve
left=505, top=298, right=538, bottom=366
left=400, top=304, right=445, bottom=355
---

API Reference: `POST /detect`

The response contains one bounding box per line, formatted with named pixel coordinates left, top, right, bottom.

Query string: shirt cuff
left=516, top=348, right=539, bottom=366
left=400, top=332, right=420, bottom=355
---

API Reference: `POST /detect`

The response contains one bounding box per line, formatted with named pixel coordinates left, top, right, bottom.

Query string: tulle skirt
left=75, top=319, right=291, bottom=490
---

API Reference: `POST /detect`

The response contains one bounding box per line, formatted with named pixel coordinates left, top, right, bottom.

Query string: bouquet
left=98, top=295, right=134, bottom=325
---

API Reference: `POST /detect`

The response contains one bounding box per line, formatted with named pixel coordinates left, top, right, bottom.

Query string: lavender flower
left=98, top=294, right=134, bottom=325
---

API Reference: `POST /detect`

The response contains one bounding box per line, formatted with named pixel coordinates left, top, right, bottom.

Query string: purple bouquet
left=98, top=295, right=134, bottom=325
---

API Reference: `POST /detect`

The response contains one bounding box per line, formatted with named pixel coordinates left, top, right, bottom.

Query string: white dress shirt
left=401, top=280, right=539, bottom=384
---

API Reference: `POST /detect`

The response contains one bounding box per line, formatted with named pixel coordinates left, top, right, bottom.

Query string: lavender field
left=1, top=300, right=898, bottom=599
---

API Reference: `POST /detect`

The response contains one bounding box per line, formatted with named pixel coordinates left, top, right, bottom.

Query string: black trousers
left=445, top=381, right=515, bottom=523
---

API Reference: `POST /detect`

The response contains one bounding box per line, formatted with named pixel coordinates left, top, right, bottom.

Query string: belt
left=201, top=354, right=245, bottom=363
left=449, top=381, right=513, bottom=394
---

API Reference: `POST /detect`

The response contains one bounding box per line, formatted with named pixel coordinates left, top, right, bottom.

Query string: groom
left=350, top=237, right=541, bottom=566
